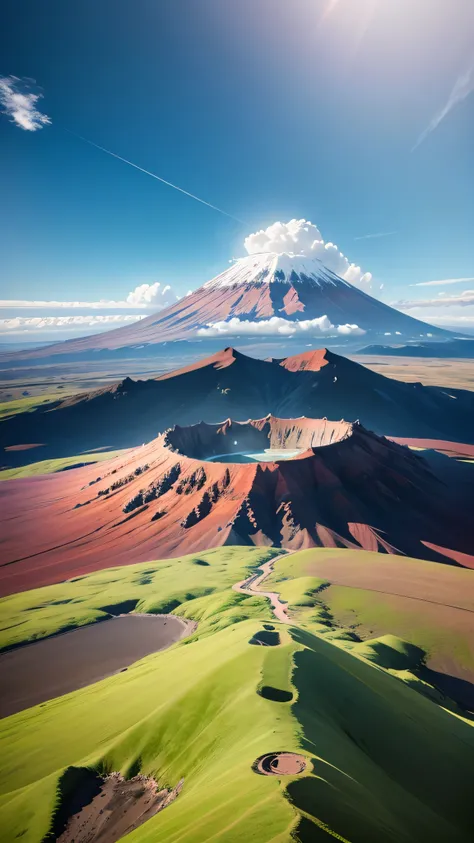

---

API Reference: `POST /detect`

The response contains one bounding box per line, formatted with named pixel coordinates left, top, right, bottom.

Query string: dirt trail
left=233, top=554, right=291, bottom=623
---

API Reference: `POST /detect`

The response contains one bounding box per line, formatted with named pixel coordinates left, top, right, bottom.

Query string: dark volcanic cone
left=2, top=347, right=473, bottom=467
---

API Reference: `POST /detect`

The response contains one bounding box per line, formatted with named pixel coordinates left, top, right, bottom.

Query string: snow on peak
left=203, top=252, right=352, bottom=290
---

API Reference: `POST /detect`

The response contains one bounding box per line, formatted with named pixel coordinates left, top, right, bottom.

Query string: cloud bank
left=394, top=290, right=474, bottom=310
left=424, top=314, right=474, bottom=327
left=1, top=283, right=180, bottom=312
left=0, top=76, right=51, bottom=131
left=244, top=219, right=372, bottom=288
left=0, top=314, right=145, bottom=333
left=197, top=315, right=365, bottom=338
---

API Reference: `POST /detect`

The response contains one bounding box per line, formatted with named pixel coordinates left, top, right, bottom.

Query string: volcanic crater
left=162, top=416, right=352, bottom=464
left=1, top=416, right=473, bottom=596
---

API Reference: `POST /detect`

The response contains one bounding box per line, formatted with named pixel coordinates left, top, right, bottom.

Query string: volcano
left=1, top=416, right=472, bottom=595
left=2, top=347, right=473, bottom=467
left=0, top=253, right=450, bottom=366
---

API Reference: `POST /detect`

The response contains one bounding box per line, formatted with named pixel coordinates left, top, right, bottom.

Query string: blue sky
left=1, top=0, right=473, bottom=340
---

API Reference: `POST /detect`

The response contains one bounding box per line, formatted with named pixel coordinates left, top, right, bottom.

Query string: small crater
left=253, top=752, right=306, bottom=776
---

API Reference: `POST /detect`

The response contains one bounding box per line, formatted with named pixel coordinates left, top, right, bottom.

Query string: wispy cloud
left=0, top=314, right=145, bottom=334
left=410, top=277, right=474, bottom=288
left=393, top=290, right=474, bottom=310
left=412, top=59, right=474, bottom=151
left=0, top=283, right=180, bottom=311
left=354, top=231, right=397, bottom=241
left=0, top=76, right=51, bottom=131
left=424, top=314, right=474, bottom=327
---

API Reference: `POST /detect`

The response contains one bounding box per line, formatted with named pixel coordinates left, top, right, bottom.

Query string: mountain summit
left=0, top=253, right=450, bottom=365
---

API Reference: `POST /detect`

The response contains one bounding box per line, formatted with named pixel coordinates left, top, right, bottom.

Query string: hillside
left=0, top=546, right=473, bottom=843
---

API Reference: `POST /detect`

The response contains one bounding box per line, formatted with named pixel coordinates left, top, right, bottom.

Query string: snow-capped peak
left=203, top=252, right=353, bottom=290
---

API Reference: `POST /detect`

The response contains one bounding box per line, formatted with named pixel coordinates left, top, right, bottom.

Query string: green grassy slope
left=0, top=547, right=279, bottom=652
left=0, top=394, right=62, bottom=419
left=0, top=449, right=128, bottom=481
left=265, top=548, right=474, bottom=680
left=0, top=547, right=473, bottom=843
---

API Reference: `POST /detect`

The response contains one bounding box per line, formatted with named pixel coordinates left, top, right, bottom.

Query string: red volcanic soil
left=156, top=346, right=239, bottom=379
left=1, top=417, right=473, bottom=596
left=390, top=438, right=474, bottom=460
left=56, top=772, right=183, bottom=843
left=4, top=443, right=46, bottom=452
left=275, top=349, right=330, bottom=372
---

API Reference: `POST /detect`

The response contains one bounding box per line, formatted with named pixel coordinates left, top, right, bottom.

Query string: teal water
left=207, top=449, right=303, bottom=463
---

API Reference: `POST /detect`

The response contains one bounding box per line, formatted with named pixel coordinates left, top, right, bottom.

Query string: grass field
left=0, top=547, right=277, bottom=653
left=350, top=355, right=474, bottom=392
left=265, top=548, right=474, bottom=684
left=0, top=546, right=473, bottom=843
left=0, top=449, right=128, bottom=481
left=0, top=393, right=64, bottom=419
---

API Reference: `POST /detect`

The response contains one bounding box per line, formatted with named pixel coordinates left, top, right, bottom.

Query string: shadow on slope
left=288, top=626, right=474, bottom=843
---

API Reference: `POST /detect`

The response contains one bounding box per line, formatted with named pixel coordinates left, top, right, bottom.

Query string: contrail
left=354, top=230, right=398, bottom=241
left=412, top=58, right=474, bottom=151
left=66, top=130, right=246, bottom=225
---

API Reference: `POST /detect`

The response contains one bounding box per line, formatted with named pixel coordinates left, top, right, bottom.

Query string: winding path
left=233, top=554, right=291, bottom=624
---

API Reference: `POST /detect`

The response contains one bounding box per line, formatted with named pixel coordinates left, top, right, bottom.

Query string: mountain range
left=359, top=338, right=474, bottom=358
left=2, top=347, right=474, bottom=467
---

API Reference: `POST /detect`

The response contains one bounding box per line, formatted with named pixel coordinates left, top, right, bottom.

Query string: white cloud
left=0, top=76, right=51, bottom=131
left=412, top=59, right=474, bottom=151
left=244, top=219, right=372, bottom=288
left=0, top=314, right=144, bottom=333
left=336, top=323, right=366, bottom=336
left=126, top=282, right=175, bottom=307
left=197, top=315, right=365, bottom=338
left=424, top=314, right=474, bottom=327
left=0, top=299, right=134, bottom=309
left=1, top=282, right=180, bottom=311
left=393, top=291, right=474, bottom=310
left=410, top=277, right=474, bottom=288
